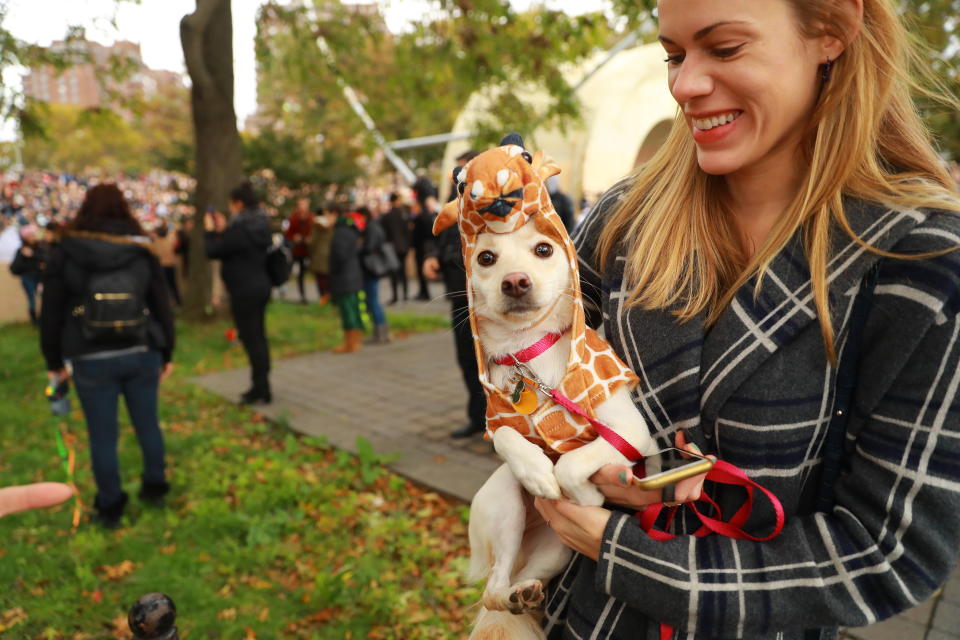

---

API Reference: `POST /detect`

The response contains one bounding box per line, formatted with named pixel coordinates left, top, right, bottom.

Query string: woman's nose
left=669, top=57, right=714, bottom=105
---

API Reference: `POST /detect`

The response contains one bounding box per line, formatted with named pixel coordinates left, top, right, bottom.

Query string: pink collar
left=492, top=328, right=568, bottom=366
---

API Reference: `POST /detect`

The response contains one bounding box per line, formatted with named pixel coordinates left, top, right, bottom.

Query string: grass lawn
left=0, top=301, right=482, bottom=638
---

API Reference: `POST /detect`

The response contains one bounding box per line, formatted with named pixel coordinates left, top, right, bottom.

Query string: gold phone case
left=632, top=457, right=715, bottom=490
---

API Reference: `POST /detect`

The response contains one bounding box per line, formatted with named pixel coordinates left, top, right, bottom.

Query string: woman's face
left=658, top=0, right=823, bottom=180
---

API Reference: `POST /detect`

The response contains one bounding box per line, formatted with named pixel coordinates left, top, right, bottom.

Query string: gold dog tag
left=511, top=379, right=539, bottom=415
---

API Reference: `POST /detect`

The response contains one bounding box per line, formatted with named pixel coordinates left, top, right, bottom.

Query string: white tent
left=440, top=42, right=677, bottom=208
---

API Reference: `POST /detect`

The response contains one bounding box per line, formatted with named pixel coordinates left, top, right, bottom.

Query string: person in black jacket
left=40, top=184, right=175, bottom=529
left=10, top=223, right=47, bottom=324
left=380, top=193, right=412, bottom=304
left=328, top=208, right=365, bottom=353
left=205, top=181, right=273, bottom=404
left=423, top=149, right=487, bottom=438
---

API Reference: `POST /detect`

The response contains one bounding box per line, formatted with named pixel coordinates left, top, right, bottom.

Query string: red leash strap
left=637, top=460, right=784, bottom=541
left=549, top=389, right=644, bottom=462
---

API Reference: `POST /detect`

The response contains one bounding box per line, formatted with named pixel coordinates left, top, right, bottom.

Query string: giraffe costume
left=433, top=134, right=639, bottom=459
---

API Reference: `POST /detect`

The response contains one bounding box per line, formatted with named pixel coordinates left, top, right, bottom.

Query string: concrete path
left=191, top=326, right=960, bottom=640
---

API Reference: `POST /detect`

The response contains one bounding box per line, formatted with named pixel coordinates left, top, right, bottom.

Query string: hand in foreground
left=0, top=483, right=74, bottom=518
left=422, top=256, right=440, bottom=280
left=533, top=497, right=611, bottom=562
left=47, top=368, right=70, bottom=383
left=589, top=431, right=715, bottom=510
left=160, top=362, right=174, bottom=384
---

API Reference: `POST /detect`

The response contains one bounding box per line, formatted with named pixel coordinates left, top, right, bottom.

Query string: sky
left=2, top=0, right=609, bottom=132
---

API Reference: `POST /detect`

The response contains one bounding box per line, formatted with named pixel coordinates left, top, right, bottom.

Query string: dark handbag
left=363, top=242, right=400, bottom=277
left=266, top=242, right=293, bottom=286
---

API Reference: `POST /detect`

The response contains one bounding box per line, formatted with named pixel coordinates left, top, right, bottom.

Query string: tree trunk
left=180, top=0, right=243, bottom=320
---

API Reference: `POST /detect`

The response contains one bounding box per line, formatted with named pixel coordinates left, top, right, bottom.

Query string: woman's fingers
left=0, top=483, right=74, bottom=518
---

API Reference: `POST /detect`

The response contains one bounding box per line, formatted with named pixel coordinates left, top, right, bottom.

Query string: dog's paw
left=554, top=451, right=606, bottom=506
left=505, top=579, right=545, bottom=614
left=513, top=461, right=562, bottom=500
left=561, top=482, right=606, bottom=506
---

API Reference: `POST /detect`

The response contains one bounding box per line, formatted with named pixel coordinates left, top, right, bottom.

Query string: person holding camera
left=204, top=181, right=273, bottom=405
left=40, top=184, right=175, bottom=529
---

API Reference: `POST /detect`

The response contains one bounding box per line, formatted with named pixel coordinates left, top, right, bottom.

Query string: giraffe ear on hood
left=433, top=200, right=459, bottom=235
left=532, top=149, right=561, bottom=182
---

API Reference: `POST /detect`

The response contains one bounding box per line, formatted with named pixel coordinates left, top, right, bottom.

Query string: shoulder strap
left=815, top=262, right=881, bottom=513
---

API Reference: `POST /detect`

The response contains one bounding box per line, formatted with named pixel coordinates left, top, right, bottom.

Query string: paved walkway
left=191, top=326, right=960, bottom=640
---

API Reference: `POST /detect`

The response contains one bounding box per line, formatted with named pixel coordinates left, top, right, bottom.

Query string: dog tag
left=511, top=379, right=539, bottom=415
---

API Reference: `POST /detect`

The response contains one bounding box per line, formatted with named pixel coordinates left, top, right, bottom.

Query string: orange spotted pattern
left=433, top=142, right=639, bottom=457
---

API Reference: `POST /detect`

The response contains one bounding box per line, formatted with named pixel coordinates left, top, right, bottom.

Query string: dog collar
left=492, top=328, right=569, bottom=366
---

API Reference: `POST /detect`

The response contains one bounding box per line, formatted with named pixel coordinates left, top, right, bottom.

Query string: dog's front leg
left=493, top=427, right=562, bottom=500
left=554, top=387, right=658, bottom=506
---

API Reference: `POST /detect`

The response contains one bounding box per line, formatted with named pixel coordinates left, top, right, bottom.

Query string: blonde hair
left=598, top=0, right=960, bottom=363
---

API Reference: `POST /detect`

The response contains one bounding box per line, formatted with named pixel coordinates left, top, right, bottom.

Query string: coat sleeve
left=145, top=257, right=175, bottom=364
left=9, top=248, right=26, bottom=275
left=592, top=256, right=960, bottom=636
left=204, top=226, right=248, bottom=259
left=39, top=249, right=67, bottom=371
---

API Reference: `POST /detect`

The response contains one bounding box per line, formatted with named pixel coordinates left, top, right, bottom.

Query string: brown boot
left=334, top=329, right=363, bottom=354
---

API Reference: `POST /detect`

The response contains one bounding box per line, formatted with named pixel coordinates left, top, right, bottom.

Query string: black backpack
left=74, top=260, right=151, bottom=344
left=266, top=241, right=293, bottom=287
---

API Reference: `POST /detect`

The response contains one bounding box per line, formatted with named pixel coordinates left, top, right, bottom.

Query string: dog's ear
left=532, top=149, right=561, bottom=182
left=433, top=200, right=459, bottom=235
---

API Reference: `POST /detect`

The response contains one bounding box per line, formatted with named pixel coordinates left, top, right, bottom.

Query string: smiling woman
left=534, top=0, right=960, bottom=639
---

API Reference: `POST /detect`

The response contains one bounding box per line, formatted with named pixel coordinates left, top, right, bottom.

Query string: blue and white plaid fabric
left=543, top=185, right=960, bottom=640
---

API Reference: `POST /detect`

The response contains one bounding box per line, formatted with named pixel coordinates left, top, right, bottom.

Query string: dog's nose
left=501, top=273, right=532, bottom=298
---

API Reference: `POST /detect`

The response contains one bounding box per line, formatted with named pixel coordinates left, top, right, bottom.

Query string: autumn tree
left=180, top=0, right=244, bottom=319
left=251, top=0, right=616, bottom=188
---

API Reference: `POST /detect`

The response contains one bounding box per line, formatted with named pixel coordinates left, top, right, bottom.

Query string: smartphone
left=632, top=447, right=714, bottom=490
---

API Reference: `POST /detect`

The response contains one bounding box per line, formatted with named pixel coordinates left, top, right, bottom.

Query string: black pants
left=414, top=247, right=430, bottom=299
left=231, top=293, right=271, bottom=393
left=294, top=256, right=309, bottom=301
left=452, top=301, right=486, bottom=429
left=390, top=249, right=409, bottom=302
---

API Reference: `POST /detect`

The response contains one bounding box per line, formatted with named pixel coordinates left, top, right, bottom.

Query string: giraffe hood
left=434, top=133, right=638, bottom=455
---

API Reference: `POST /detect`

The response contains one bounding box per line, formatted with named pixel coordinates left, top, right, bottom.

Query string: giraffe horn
left=433, top=200, right=459, bottom=235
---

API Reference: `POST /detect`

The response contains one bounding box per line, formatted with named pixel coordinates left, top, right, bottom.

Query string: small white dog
left=433, top=135, right=659, bottom=639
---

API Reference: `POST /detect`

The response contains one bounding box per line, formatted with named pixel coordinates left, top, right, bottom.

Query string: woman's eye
left=477, top=251, right=496, bottom=266
left=713, top=44, right=744, bottom=59
left=663, top=53, right=684, bottom=65
left=534, top=243, right=553, bottom=258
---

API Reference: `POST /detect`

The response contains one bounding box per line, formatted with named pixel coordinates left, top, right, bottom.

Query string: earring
left=821, top=57, right=834, bottom=84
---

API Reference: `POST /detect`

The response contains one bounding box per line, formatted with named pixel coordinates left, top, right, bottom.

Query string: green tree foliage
left=21, top=103, right=148, bottom=174
left=252, top=0, right=615, bottom=183
left=17, top=84, right=193, bottom=176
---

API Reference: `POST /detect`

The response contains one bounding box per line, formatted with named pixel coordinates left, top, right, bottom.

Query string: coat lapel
left=699, top=199, right=928, bottom=422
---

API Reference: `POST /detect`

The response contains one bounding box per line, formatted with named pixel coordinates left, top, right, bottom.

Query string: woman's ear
left=821, top=0, right=863, bottom=61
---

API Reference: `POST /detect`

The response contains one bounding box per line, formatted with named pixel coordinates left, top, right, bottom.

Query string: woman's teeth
left=693, top=111, right=741, bottom=130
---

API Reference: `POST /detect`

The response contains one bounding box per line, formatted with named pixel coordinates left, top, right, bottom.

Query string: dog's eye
left=477, top=250, right=497, bottom=267
left=534, top=243, right=553, bottom=258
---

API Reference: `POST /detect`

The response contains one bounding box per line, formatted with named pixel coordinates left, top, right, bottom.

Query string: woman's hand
left=590, top=431, right=714, bottom=510
left=160, top=362, right=174, bottom=384
left=533, top=497, right=612, bottom=562
left=47, top=368, right=69, bottom=383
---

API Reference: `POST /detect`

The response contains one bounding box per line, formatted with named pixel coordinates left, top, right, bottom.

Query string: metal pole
left=315, top=37, right=417, bottom=185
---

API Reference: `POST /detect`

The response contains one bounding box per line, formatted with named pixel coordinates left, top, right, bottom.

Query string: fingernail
left=690, top=443, right=702, bottom=454
left=618, top=470, right=629, bottom=485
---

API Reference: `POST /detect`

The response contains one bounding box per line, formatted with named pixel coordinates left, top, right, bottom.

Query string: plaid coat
left=543, top=185, right=960, bottom=640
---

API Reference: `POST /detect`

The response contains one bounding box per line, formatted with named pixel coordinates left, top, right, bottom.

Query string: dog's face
left=470, top=219, right=572, bottom=326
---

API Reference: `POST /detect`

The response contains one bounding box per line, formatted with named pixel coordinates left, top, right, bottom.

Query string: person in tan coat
left=308, top=204, right=337, bottom=305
